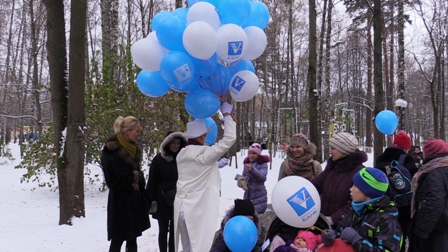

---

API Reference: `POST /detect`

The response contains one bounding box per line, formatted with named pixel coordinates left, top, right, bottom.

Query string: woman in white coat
left=174, top=102, right=237, bottom=252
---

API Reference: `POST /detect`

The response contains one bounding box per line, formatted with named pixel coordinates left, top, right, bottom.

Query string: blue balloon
left=242, top=1, right=270, bottom=29
left=151, top=11, right=170, bottom=31
left=196, top=117, right=218, bottom=145
left=217, top=0, right=251, bottom=25
left=155, top=15, right=186, bottom=51
left=191, top=54, right=218, bottom=78
left=160, top=51, right=196, bottom=92
left=224, top=216, right=258, bottom=252
left=172, top=8, right=188, bottom=23
left=185, top=88, right=220, bottom=119
left=136, top=70, right=170, bottom=97
left=375, top=110, right=398, bottom=135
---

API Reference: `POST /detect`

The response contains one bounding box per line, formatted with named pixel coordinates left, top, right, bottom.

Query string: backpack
left=384, top=154, right=412, bottom=207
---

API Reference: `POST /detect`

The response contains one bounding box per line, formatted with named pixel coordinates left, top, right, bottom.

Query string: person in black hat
left=210, top=199, right=265, bottom=252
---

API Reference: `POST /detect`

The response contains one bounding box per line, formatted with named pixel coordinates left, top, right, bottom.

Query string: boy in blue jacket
left=321, top=167, right=402, bottom=251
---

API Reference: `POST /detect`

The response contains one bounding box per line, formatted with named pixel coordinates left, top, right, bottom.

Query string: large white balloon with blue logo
left=216, top=24, right=248, bottom=63
left=229, top=70, right=259, bottom=102
left=271, top=176, right=321, bottom=228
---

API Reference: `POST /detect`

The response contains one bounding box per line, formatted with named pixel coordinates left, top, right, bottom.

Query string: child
left=321, top=167, right=402, bottom=251
left=274, top=230, right=322, bottom=252
left=210, top=199, right=265, bottom=252
left=239, top=143, right=270, bottom=214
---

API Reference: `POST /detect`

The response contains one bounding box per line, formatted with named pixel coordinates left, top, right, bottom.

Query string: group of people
left=100, top=109, right=448, bottom=252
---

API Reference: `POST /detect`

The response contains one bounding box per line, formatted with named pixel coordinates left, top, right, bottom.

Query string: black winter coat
left=146, top=132, right=186, bottom=220
left=337, top=196, right=402, bottom=252
left=101, top=135, right=150, bottom=241
left=410, top=154, right=448, bottom=252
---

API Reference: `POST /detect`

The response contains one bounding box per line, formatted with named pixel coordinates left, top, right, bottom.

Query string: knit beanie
left=295, top=230, right=322, bottom=250
left=233, top=199, right=255, bottom=217
left=353, top=167, right=389, bottom=199
left=423, top=138, right=448, bottom=157
left=289, top=133, right=308, bottom=148
left=248, top=143, right=262, bottom=156
left=393, top=130, right=412, bottom=149
left=329, top=132, right=358, bottom=155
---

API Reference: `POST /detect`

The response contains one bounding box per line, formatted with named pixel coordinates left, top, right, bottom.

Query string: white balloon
left=271, top=176, right=321, bottom=228
left=183, top=21, right=217, bottom=60
left=229, top=70, right=259, bottom=102
left=242, top=26, right=267, bottom=60
left=216, top=24, right=248, bottom=63
left=187, top=2, right=220, bottom=30
left=131, top=37, right=167, bottom=71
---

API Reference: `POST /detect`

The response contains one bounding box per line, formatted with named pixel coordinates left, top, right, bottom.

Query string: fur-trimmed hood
left=104, top=134, right=142, bottom=170
left=285, top=142, right=317, bottom=158
left=243, top=155, right=271, bottom=164
left=160, top=132, right=187, bottom=162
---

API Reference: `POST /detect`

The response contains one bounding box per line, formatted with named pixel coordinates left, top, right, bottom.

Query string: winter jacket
left=278, top=143, right=322, bottom=181
left=243, top=155, right=269, bottom=214
left=376, top=146, right=417, bottom=177
left=146, top=132, right=187, bottom=220
left=174, top=120, right=237, bottom=252
left=410, top=154, right=448, bottom=252
left=210, top=206, right=265, bottom=252
left=100, top=135, right=150, bottom=241
left=337, top=196, right=402, bottom=252
left=375, top=146, right=416, bottom=242
left=311, top=149, right=367, bottom=225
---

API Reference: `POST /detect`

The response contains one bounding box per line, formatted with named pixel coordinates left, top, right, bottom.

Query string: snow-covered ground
left=0, top=143, right=374, bottom=251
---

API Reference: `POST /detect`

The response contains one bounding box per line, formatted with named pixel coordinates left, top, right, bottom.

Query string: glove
left=321, top=229, right=336, bottom=245
left=217, top=158, right=229, bottom=168
left=340, top=227, right=362, bottom=245
left=149, top=201, right=157, bottom=214
left=237, top=177, right=248, bottom=191
left=220, top=102, right=233, bottom=114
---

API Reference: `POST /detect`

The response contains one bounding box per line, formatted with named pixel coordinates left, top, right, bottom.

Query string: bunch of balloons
left=131, top=0, right=270, bottom=122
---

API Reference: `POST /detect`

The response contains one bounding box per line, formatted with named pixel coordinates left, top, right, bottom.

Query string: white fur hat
left=182, top=120, right=210, bottom=139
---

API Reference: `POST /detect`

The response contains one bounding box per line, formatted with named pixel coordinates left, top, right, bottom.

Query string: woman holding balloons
left=311, top=132, right=368, bottom=227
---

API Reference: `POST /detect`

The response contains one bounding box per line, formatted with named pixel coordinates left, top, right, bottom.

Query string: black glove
left=341, top=227, right=362, bottom=245
left=321, top=229, right=336, bottom=245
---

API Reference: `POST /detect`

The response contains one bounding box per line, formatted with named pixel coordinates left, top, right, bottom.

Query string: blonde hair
left=113, top=116, right=139, bottom=134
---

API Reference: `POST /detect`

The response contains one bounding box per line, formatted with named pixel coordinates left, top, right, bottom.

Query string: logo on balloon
left=228, top=41, right=244, bottom=56
left=174, top=64, right=192, bottom=82
left=287, top=187, right=318, bottom=222
left=231, top=76, right=246, bottom=92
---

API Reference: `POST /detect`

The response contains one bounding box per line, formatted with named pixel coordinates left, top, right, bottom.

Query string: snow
left=0, top=143, right=374, bottom=252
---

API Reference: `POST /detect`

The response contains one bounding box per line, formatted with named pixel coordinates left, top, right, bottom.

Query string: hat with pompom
left=393, top=130, right=412, bottom=150
left=248, top=143, right=262, bottom=156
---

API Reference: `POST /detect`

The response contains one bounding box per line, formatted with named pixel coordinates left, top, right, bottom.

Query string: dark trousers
left=158, top=217, right=175, bottom=252
left=109, top=238, right=137, bottom=252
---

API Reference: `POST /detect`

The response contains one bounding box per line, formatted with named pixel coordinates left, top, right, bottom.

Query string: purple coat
left=243, top=155, right=270, bottom=214
left=311, top=149, right=367, bottom=225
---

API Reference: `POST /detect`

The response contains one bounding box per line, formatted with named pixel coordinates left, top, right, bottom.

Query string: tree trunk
left=43, top=0, right=69, bottom=225
left=30, top=0, right=43, bottom=135
left=323, top=0, right=333, bottom=161
left=366, top=10, right=373, bottom=148
left=62, top=0, right=87, bottom=222
left=397, top=0, right=406, bottom=131
left=308, top=0, right=319, bottom=161
left=373, top=0, right=385, bottom=164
